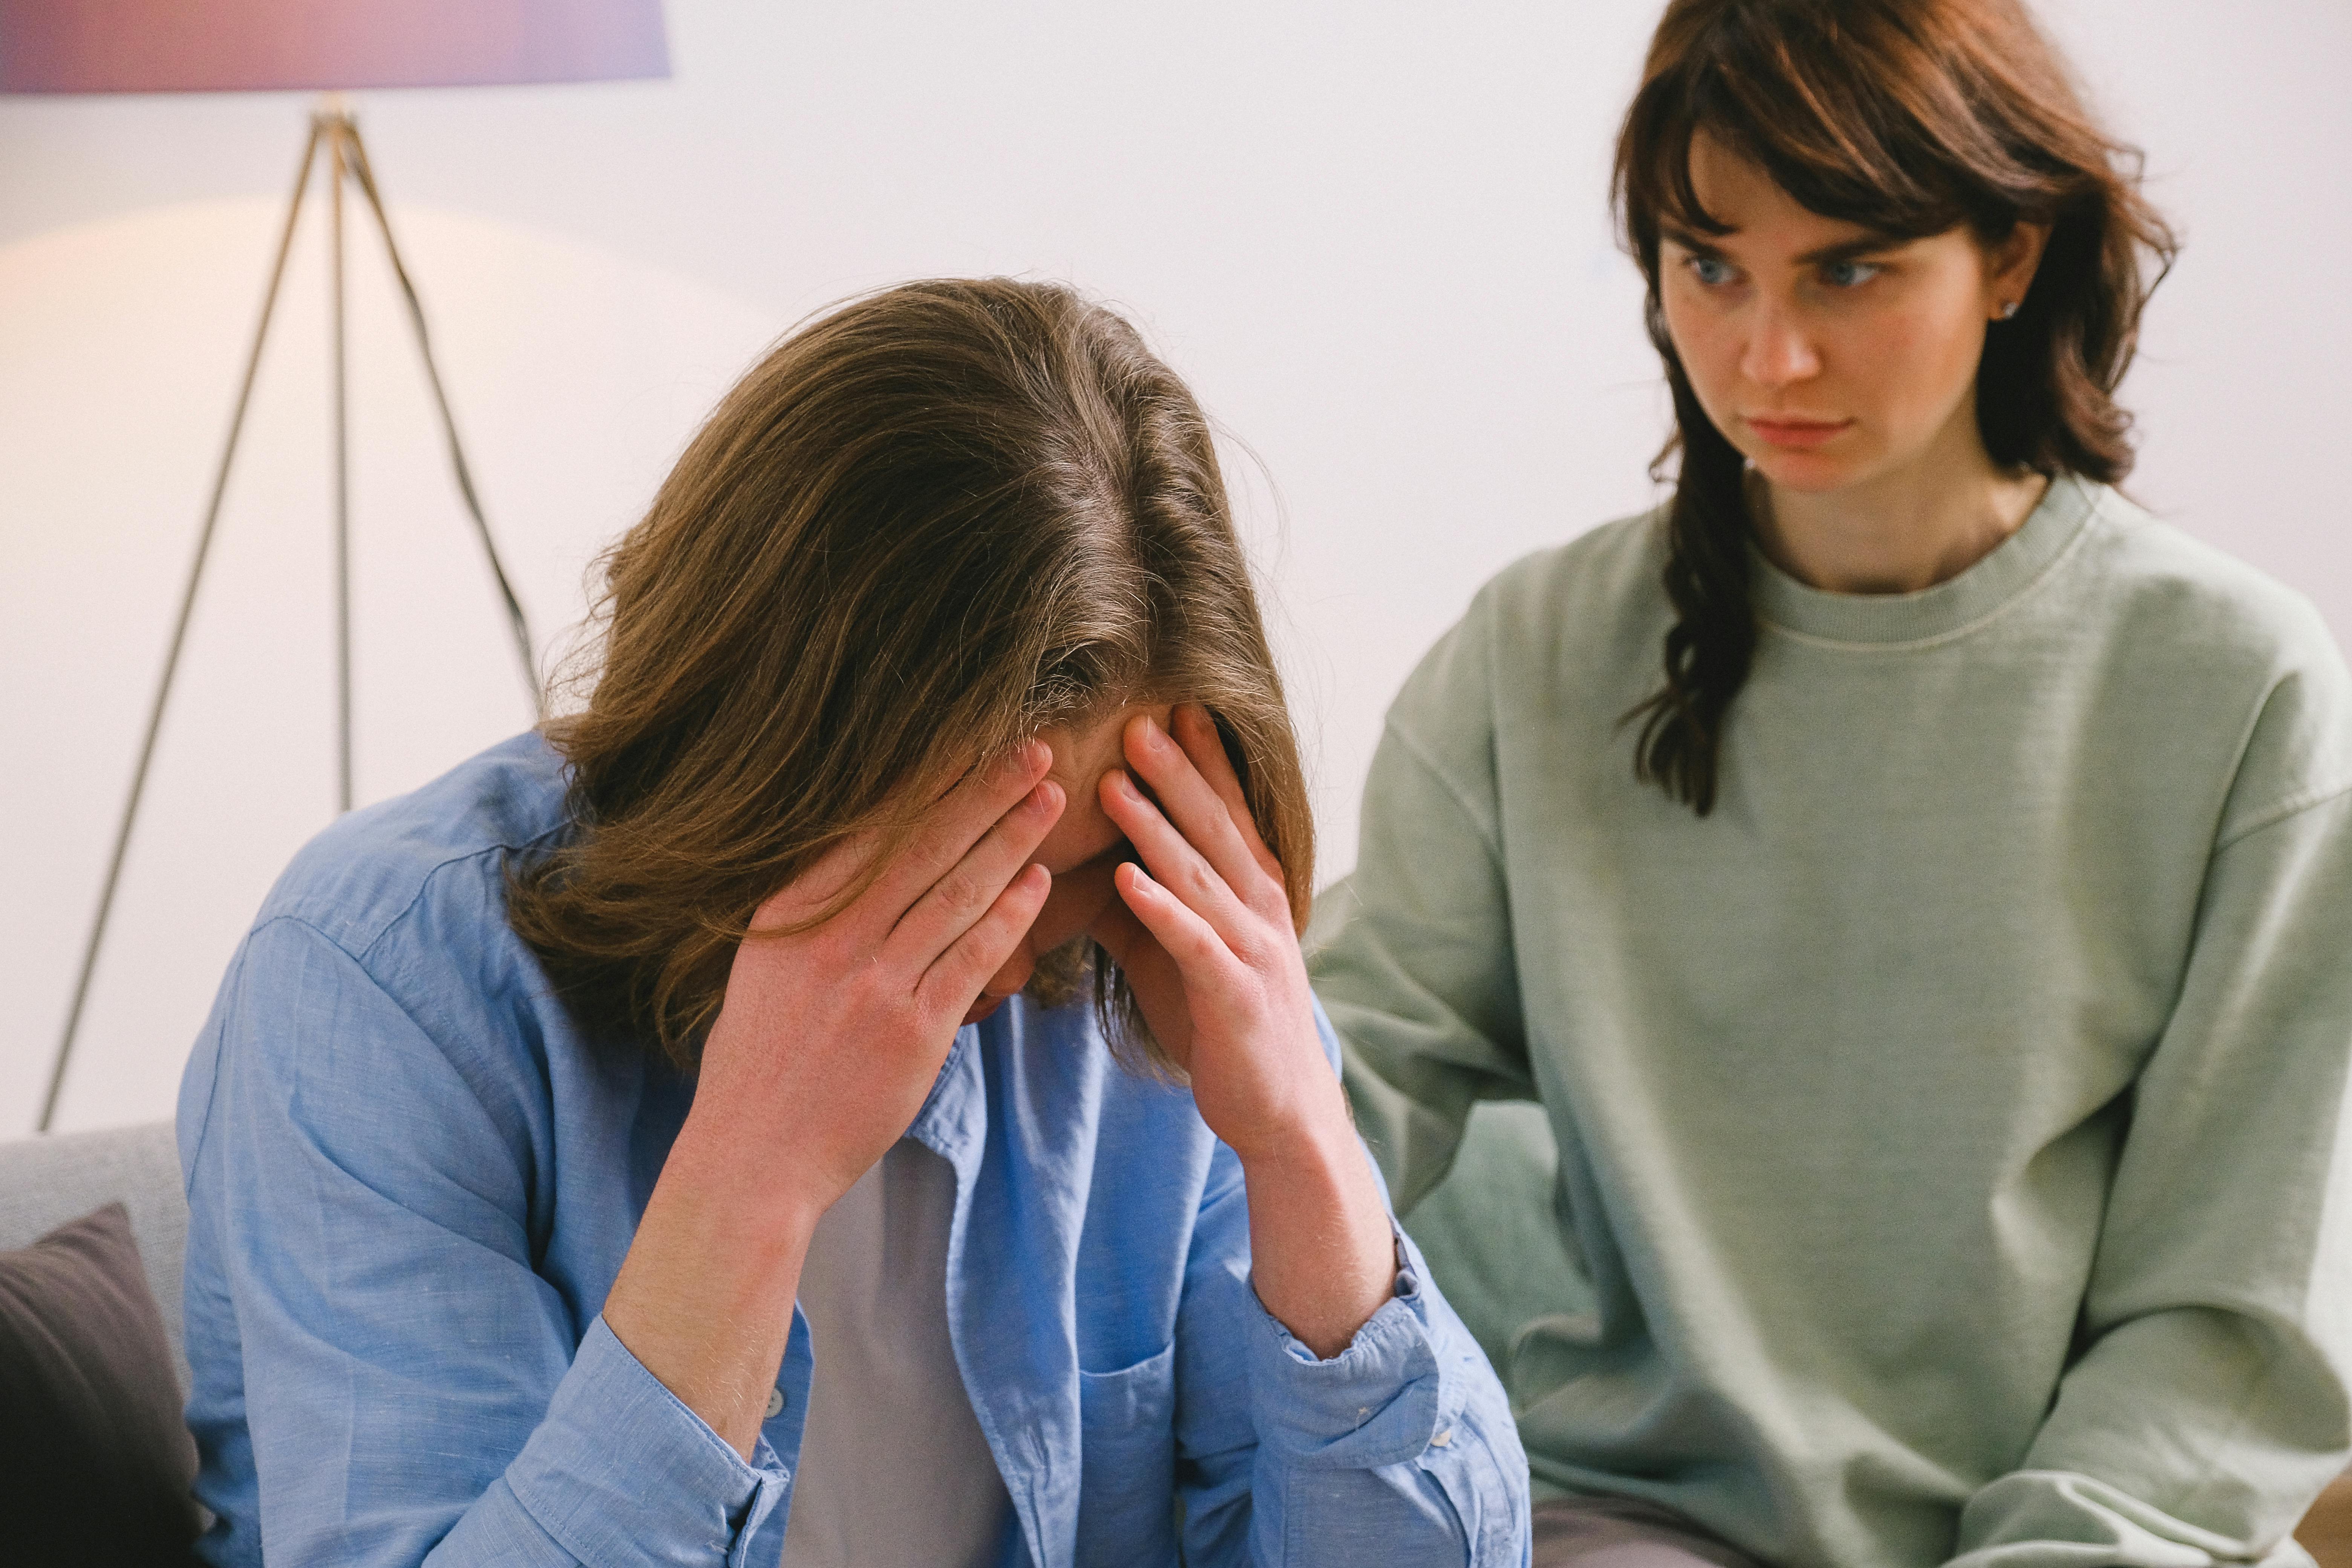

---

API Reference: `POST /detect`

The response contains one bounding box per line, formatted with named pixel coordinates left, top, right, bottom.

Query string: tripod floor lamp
left=2, top=0, right=670, bottom=1132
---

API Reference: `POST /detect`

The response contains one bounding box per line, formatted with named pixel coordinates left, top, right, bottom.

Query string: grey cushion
left=0, top=1121, right=187, bottom=1394
left=0, top=1200, right=202, bottom=1564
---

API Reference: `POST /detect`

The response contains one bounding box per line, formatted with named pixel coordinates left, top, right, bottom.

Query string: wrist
left=609, top=1106, right=820, bottom=1462
left=1231, top=1080, right=1396, bottom=1360
left=1225, top=1077, right=1360, bottom=1181
left=667, top=1099, right=833, bottom=1243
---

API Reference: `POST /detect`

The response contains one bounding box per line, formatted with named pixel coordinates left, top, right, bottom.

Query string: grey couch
left=0, top=1119, right=189, bottom=1395
left=4, top=1113, right=2342, bottom=1567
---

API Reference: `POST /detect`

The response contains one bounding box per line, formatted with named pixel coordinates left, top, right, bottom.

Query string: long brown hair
left=1614, top=0, right=2179, bottom=814
left=508, top=278, right=1313, bottom=1073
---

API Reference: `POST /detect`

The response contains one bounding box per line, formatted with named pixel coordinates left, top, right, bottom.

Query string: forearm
left=187, top=919, right=799, bottom=1565
left=1183, top=1156, right=1530, bottom=1566
left=603, top=1104, right=820, bottom=1459
left=600, top=754, right=1061, bottom=1460
left=425, top=1317, right=790, bottom=1567
left=1945, top=1306, right=2351, bottom=1565
left=1951, top=797, right=2352, bottom=1563
left=1236, top=1080, right=1397, bottom=1360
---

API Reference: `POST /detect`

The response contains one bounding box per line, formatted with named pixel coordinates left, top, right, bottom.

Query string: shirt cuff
left=1245, top=1219, right=1445, bottom=1470
left=501, top=1315, right=792, bottom=1567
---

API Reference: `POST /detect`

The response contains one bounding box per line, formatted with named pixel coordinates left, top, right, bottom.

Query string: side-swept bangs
left=1620, top=5, right=1983, bottom=252
left=1615, top=0, right=2178, bottom=481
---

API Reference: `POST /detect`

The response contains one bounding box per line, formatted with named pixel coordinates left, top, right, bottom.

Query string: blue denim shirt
left=176, top=734, right=1528, bottom=1567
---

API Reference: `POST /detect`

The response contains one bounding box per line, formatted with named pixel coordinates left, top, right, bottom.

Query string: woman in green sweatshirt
left=1306, top=2, right=2352, bottom=1566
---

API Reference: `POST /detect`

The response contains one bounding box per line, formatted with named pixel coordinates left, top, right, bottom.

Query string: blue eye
left=1688, top=256, right=1736, bottom=287
left=1821, top=259, right=1884, bottom=288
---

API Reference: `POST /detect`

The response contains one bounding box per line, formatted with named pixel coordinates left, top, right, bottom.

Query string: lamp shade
left=0, top=0, right=668, bottom=93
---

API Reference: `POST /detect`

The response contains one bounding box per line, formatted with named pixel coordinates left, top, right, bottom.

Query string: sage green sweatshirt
left=1307, top=475, right=2352, bottom=1568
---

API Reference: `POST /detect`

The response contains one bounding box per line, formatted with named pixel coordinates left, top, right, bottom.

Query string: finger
left=1090, top=895, right=1185, bottom=1009
left=1089, top=894, right=1197, bottom=1066
left=749, top=828, right=878, bottom=933
left=859, top=740, right=1052, bottom=930
left=918, top=862, right=1052, bottom=1019
left=1099, top=767, right=1252, bottom=944
left=1122, top=712, right=1270, bottom=899
left=1087, top=889, right=1153, bottom=970
left=1170, top=704, right=1282, bottom=880
left=1113, top=860, right=1234, bottom=977
left=887, top=778, right=1065, bottom=969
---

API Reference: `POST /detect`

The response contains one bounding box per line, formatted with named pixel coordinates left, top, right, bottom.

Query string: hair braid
left=1629, top=357, right=1756, bottom=816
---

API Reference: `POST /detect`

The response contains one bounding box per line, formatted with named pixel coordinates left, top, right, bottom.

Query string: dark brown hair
left=508, top=278, right=1312, bottom=1073
left=1614, top=0, right=2179, bottom=813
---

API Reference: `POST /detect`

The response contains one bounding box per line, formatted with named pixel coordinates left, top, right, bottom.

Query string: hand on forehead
left=1033, top=702, right=1174, bottom=875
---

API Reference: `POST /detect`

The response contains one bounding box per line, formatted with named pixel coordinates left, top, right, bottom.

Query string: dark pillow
left=0, top=1201, right=200, bottom=1567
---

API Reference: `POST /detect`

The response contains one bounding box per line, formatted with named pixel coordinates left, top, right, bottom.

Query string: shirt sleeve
left=1170, top=1005, right=1531, bottom=1568
left=1308, top=605, right=1535, bottom=1216
left=181, top=915, right=791, bottom=1568
left=1948, top=786, right=2352, bottom=1568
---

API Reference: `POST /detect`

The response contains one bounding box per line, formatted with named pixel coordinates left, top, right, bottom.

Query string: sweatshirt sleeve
left=1308, top=606, right=1535, bottom=1215
left=181, top=915, right=792, bottom=1567
left=1170, top=1007, right=1531, bottom=1568
left=1949, top=783, right=2352, bottom=1568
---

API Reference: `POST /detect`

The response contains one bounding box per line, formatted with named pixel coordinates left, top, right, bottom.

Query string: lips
left=1745, top=415, right=1853, bottom=451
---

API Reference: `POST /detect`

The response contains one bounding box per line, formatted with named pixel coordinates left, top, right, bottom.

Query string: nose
left=1740, top=297, right=1821, bottom=390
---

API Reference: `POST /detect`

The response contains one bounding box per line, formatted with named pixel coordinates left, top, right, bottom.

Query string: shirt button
left=764, top=1386, right=786, bottom=1419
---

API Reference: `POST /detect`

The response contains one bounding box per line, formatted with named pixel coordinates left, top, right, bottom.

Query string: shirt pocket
left=1075, top=1341, right=1179, bottom=1565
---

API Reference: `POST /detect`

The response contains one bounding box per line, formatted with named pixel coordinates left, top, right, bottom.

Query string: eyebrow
left=1660, top=224, right=1909, bottom=266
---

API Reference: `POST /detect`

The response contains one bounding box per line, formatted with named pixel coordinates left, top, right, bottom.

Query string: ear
left=1984, top=220, right=2052, bottom=320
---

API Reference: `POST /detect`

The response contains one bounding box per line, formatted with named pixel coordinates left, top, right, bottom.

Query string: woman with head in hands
left=176, top=278, right=1527, bottom=1567
left=1310, top=2, right=2352, bottom=1565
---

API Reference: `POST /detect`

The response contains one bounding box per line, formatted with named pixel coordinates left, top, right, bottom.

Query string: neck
left=1751, top=413, right=2049, bottom=595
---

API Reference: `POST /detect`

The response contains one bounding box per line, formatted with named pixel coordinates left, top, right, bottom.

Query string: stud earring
left=1998, top=300, right=2021, bottom=320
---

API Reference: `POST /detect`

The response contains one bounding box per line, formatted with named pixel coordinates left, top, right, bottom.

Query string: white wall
left=4, top=0, right=2347, bottom=1135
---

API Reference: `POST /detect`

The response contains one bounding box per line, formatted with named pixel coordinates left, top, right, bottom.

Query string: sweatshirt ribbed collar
left=1752, top=472, right=2099, bottom=649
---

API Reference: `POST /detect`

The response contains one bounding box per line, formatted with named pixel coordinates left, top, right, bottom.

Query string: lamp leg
left=341, top=121, right=544, bottom=720
left=38, top=120, right=327, bottom=1134
left=328, top=113, right=354, bottom=814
